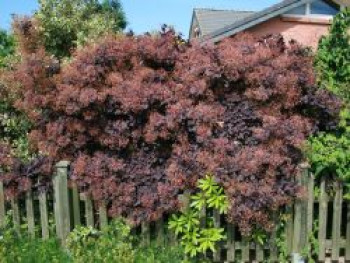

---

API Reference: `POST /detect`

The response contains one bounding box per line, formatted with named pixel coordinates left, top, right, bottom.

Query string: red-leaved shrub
left=4, top=24, right=341, bottom=234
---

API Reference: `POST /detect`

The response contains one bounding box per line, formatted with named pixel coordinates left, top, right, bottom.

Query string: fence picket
left=269, top=213, right=278, bottom=262
left=256, top=243, right=264, bottom=262
left=98, top=203, right=108, bottom=229
left=11, top=198, right=20, bottom=234
left=318, top=177, right=328, bottom=261
left=307, top=174, right=314, bottom=234
left=346, top=202, right=350, bottom=261
left=53, top=161, right=71, bottom=242
left=25, top=189, right=35, bottom=237
left=306, top=173, right=314, bottom=259
left=242, top=238, right=250, bottom=262
left=72, top=185, right=81, bottom=228
left=155, top=216, right=164, bottom=245
left=292, top=165, right=309, bottom=257
left=293, top=176, right=303, bottom=253
left=168, top=218, right=178, bottom=245
left=226, top=223, right=235, bottom=262
left=84, top=195, right=94, bottom=227
left=0, top=181, right=5, bottom=228
left=141, top=222, right=150, bottom=246
left=213, top=209, right=221, bottom=262
left=300, top=167, right=309, bottom=250
left=39, top=192, right=49, bottom=239
left=285, top=205, right=294, bottom=255
left=331, top=180, right=343, bottom=261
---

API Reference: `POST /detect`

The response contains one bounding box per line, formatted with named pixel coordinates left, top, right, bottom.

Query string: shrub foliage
left=66, top=219, right=134, bottom=263
left=0, top=29, right=15, bottom=68
left=308, top=8, right=350, bottom=198
left=3, top=26, right=341, bottom=233
left=35, top=0, right=127, bottom=58
left=315, top=8, right=350, bottom=101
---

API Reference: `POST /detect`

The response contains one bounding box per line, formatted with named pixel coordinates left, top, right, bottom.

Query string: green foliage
left=168, top=175, right=228, bottom=258
left=35, top=0, right=127, bottom=58
left=307, top=109, right=350, bottom=181
left=1, top=213, right=203, bottom=263
left=134, top=242, right=188, bottom=263
left=0, top=30, right=15, bottom=68
left=190, top=176, right=229, bottom=214
left=0, top=30, right=30, bottom=161
left=0, top=76, right=32, bottom=161
left=249, top=227, right=268, bottom=246
left=275, top=215, right=319, bottom=263
left=0, top=225, right=71, bottom=263
left=308, top=111, right=350, bottom=198
left=308, top=8, right=350, bottom=199
left=301, top=220, right=319, bottom=263
left=315, top=8, right=350, bottom=102
left=0, top=101, right=32, bottom=160
left=66, top=219, right=134, bottom=263
left=274, top=213, right=290, bottom=263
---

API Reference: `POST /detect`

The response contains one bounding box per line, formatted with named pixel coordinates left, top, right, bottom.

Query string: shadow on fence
left=0, top=161, right=349, bottom=262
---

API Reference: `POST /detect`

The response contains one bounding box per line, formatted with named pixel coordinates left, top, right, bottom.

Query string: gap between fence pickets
left=0, top=162, right=350, bottom=262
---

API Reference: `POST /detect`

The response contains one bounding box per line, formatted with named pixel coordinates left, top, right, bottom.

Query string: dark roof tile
left=194, top=8, right=255, bottom=36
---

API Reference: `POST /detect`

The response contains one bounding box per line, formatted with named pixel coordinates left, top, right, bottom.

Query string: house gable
left=286, top=0, right=340, bottom=15
left=200, top=0, right=345, bottom=43
left=189, top=11, right=201, bottom=39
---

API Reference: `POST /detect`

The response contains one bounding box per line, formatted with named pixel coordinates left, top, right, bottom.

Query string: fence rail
left=0, top=161, right=349, bottom=262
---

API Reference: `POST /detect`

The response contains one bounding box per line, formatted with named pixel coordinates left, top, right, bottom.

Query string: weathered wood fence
left=0, top=161, right=349, bottom=262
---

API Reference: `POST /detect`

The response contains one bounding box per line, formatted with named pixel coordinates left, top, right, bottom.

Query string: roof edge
left=193, top=8, right=256, bottom=13
left=202, top=0, right=310, bottom=43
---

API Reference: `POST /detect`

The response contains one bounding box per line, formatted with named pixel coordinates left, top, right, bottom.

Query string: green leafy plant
left=0, top=216, right=71, bottom=263
left=66, top=219, right=134, bottom=263
left=168, top=175, right=228, bottom=258
left=307, top=109, right=350, bottom=182
left=307, top=107, right=350, bottom=200
left=274, top=213, right=291, bottom=263
left=249, top=227, right=268, bottom=247
left=301, top=220, right=319, bottom=263
left=134, top=242, right=187, bottom=263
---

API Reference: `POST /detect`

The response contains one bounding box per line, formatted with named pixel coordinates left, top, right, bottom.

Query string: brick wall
left=247, top=16, right=331, bottom=50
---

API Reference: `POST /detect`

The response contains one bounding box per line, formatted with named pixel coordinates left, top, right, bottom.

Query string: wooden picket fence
left=0, top=161, right=350, bottom=262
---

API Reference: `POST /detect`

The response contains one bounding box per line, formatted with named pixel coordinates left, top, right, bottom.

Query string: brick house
left=189, top=0, right=349, bottom=49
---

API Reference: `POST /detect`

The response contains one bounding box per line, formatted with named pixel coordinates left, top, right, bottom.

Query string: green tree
left=0, top=29, right=15, bottom=68
left=0, top=29, right=30, bottom=160
left=315, top=8, right=350, bottom=102
left=307, top=8, right=350, bottom=198
left=35, top=0, right=127, bottom=58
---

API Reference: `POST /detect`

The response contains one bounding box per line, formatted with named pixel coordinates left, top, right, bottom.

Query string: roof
left=203, top=0, right=309, bottom=43
left=333, top=0, right=350, bottom=6
left=192, top=9, right=255, bottom=37
left=200, top=0, right=348, bottom=43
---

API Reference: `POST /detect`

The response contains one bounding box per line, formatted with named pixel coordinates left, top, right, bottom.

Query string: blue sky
left=0, top=0, right=280, bottom=37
